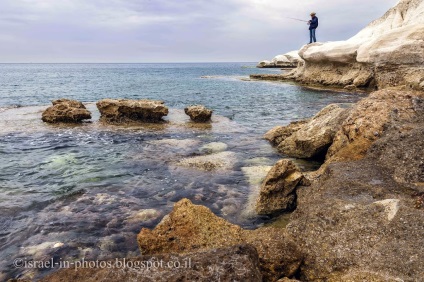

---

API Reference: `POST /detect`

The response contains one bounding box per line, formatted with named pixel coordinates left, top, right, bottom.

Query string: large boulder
left=184, top=105, right=213, bottom=122
left=137, top=199, right=304, bottom=281
left=257, top=51, right=302, bottom=68
left=40, top=244, right=262, bottom=282
left=96, top=99, right=168, bottom=123
left=264, top=120, right=309, bottom=146
left=276, top=104, right=349, bottom=159
left=280, top=0, right=424, bottom=90
left=41, top=99, right=91, bottom=123
left=255, top=160, right=304, bottom=215
left=326, top=89, right=424, bottom=162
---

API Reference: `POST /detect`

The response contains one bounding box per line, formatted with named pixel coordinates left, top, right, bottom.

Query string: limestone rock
left=184, top=105, right=212, bottom=122
left=264, top=119, right=309, bottom=146
left=177, top=151, right=236, bottom=171
left=283, top=0, right=424, bottom=90
left=277, top=104, right=349, bottom=159
left=41, top=99, right=91, bottom=123
left=137, top=199, right=304, bottom=281
left=326, top=89, right=423, bottom=162
left=255, top=159, right=303, bottom=215
left=257, top=50, right=302, bottom=68
left=96, top=99, right=168, bottom=123
left=199, top=142, right=228, bottom=154
left=41, top=244, right=262, bottom=282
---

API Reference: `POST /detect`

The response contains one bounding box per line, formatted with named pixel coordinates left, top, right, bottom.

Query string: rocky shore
left=19, top=1, right=424, bottom=281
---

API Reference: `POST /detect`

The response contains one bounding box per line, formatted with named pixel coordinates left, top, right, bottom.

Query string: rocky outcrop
left=257, top=51, right=302, bottom=68
left=137, top=199, right=304, bottom=281
left=184, top=105, right=213, bottom=122
left=256, top=160, right=304, bottom=215
left=288, top=0, right=424, bottom=90
left=266, top=104, right=349, bottom=159
left=326, top=89, right=424, bottom=162
left=40, top=244, right=262, bottom=282
left=41, top=99, right=91, bottom=123
left=96, top=99, right=168, bottom=123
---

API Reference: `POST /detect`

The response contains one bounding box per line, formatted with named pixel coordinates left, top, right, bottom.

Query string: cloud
left=0, top=0, right=399, bottom=62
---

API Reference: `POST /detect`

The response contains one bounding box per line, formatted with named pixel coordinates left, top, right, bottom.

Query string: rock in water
left=276, top=104, right=349, bottom=159
left=137, top=198, right=304, bottom=281
left=96, top=99, right=168, bottom=123
left=264, top=120, right=309, bottom=146
left=255, top=159, right=304, bottom=215
left=40, top=244, right=262, bottom=282
left=184, top=105, right=213, bottom=122
left=41, top=99, right=92, bottom=123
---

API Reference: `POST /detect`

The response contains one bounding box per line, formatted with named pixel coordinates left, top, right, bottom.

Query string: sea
left=0, top=63, right=365, bottom=280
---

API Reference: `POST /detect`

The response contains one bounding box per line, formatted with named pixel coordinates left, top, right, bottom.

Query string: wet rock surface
left=184, top=105, right=213, bottom=122
left=41, top=99, right=92, bottom=123
left=40, top=244, right=262, bottom=282
left=137, top=199, right=304, bottom=281
left=256, top=160, right=304, bottom=215
left=96, top=99, right=168, bottom=123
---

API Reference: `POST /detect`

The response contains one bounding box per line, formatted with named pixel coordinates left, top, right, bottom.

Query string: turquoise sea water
left=0, top=63, right=364, bottom=280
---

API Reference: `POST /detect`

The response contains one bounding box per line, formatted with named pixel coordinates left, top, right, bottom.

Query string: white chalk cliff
left=286, top=0, right=424, bottom=90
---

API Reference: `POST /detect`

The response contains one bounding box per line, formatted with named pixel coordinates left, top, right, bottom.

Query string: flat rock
left=199, top=142, right=228, bottom=154
left=96, top=99, right=168, bottom=123
left=41, top=99, right=91, bottom=123
left=184, top=105, right=213, bottom=122
left=177, top=151, right=236, bottom=171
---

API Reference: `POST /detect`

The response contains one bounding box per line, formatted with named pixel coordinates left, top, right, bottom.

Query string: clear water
left=0, top=63, right=364, bottom=280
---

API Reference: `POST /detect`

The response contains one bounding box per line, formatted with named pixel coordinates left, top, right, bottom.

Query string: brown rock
left=40, top=244, right=262, bottom=282
left=264, top=119, right=309, bottom=146
left=255, top=159, right=304, bottom=215
left=96, top=99, right=168, bottom=123
left=137, top=199, right=304, bottom=281
left=41, top=99, right=91, bottom=123
left=184, top=105, right=213, bottom=122
left=326, top=89, right=424, bottom=162
left=277, top=104, right=349, bottom=159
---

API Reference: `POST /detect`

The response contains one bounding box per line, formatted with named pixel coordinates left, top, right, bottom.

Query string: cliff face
left=287, top=0, right=424, bottom=90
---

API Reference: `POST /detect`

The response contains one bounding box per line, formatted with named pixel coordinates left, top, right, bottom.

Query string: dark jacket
left=309, top=16, right=318, bottom=30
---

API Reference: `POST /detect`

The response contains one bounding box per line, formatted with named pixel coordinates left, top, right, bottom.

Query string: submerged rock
left=255, top=160, right=304, bottom=215
left=41, top=244, right=262, bottom=282
left=96, top=99, right=168, bottom=123
left=177, top=151, right=236, bottom=171
left=137, top=199, right=304, bottom=281
left=41, top=99, right=91, bottom=123
left=198, top=142, right=228, bottom=154
left=276, top=104, right=349, bottom=159
left=184, top=105, right=213, bottom=122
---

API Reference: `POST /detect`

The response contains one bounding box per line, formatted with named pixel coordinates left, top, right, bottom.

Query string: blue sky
left=0, top=0, right=399, bottom=63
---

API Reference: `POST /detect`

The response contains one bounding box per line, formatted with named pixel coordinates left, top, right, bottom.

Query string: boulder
left=137, top=199, right=304, bottom=281
left=277, top=104, right=349, bottom=159
left=257, top=51, right=302, bottom=68
left=40, top=244, right=262, bottom=282
left=41, top=99, right=91, bottom=123
left=184, top=105, right=213, bottom=122
left=255, top=160, right=304, bottom=215
left=96, top=99, right=168, bottom=123
left=326, top=89, right=424, bottom=162
left=264, top=120, right=309, bottom=146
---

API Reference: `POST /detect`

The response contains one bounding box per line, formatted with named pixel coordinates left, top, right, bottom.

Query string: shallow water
left=0, top=63, right=365, bottom=280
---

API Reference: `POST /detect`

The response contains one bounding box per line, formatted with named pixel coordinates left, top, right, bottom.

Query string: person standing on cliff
left=308, top=12, right=319, bottom=43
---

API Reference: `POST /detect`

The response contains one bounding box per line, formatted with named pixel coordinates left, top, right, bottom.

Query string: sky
left=0, top=0, right=399, bottom=63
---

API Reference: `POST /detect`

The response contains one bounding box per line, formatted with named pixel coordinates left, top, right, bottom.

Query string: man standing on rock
left=308, top=12, right=318, bottom=43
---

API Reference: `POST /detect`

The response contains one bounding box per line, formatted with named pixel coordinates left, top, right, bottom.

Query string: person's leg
left=312, top=29, right=316, bottom=42
left=309, top=29, right=313, bottom=43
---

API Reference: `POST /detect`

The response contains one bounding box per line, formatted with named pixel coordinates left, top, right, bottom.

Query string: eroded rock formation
left=257, top=51, right=302, bottom=68
left=96, top=99, right=168, bottom=123
left=41, top=99, right=91, bottom=123
left=184, top=105, right=213, bottom=122
left=137, top=198, right=304, bottom=281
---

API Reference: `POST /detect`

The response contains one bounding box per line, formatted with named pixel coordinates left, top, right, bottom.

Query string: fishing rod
left=284, top=17, right=309, bottom=23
